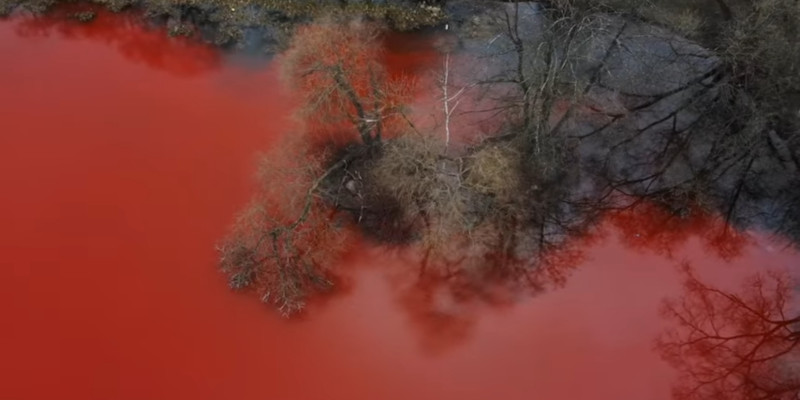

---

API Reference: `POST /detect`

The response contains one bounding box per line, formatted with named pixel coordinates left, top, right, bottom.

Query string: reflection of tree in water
left=658, top=264, right=799, bottom=400
left=611, top=201, right=749, bottom=261
left=204, top=4, right=799, bottom=356
left=388, top=227, right=596, bottom=353
left=607, top=199, right=799, bottom=399
left=391, top=196, right=784, bottom=354
left=396, top=199, right=746, bottom=353
left=12, top=8, right=219, bottom=76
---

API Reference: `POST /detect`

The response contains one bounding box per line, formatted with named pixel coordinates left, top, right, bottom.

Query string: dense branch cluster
left=281, top=19, right=408, bottom=145
left=659, top=266, right=800, bottom=400
left=219, top=12, right=597, bottom=315
left=217, top=0, right=800, bottom=342
left=218, top=146, right=352, bottom=316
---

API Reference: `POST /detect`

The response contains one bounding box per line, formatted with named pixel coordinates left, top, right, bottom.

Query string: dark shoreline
left=0, top=0, right=451, bottom=53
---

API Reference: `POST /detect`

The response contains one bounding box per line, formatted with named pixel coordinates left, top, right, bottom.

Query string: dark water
left=0, top=12, right=797, bottom=400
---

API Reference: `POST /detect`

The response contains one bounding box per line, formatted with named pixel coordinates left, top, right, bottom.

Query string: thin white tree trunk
left=443, top=52, right=451, bottom=149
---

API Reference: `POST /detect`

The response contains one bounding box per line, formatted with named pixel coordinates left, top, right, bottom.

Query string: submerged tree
left=658, top=265, right=800, bottom=400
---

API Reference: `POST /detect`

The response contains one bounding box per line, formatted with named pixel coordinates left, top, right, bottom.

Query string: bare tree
left=218, top=144, right=355, bottom=316
left=281, top=18, right=410, bottom=145
left=218, top=18, right=414, bottom=316
left=218, top=0, right=800, bottom=321
left=437, top=24, right=469, bottom=150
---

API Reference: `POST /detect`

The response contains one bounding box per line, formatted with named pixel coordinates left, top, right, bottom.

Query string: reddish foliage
left=281, top=19, right=413, bottom=146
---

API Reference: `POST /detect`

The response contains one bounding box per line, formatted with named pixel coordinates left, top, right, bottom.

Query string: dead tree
left=218, top=19, right=411, bottom=316
left=218, top=149, right=356, bottom=316
left=282, top=18, right=409, bottom=145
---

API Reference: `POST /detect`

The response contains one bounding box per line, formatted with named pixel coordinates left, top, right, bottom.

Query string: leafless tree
left=218, top=0, right=800, bottom=319
left=436, top=24, right=470, bottom=150
left=281, top=18, right=410, bottom=145
left=217, top=145, right=356, bottom=316
left=218, top=18, right=414, bottom=316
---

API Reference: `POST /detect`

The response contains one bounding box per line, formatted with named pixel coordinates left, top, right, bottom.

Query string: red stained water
left=1, top=12, right=798, bottom=400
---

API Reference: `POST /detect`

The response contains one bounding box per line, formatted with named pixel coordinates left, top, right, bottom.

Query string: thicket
left=217, top=0, right=800, bottom=317
left=217, top=11, right=599, bottom=316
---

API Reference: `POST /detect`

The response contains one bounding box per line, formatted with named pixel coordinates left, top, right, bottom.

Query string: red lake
left=1, top=11, right=798, bottom=400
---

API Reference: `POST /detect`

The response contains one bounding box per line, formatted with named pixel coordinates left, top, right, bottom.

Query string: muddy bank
left=0, top=0, right=448, bottom=53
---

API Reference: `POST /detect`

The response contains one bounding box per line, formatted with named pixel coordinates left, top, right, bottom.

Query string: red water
left=1, top=12, right=798, bottom=400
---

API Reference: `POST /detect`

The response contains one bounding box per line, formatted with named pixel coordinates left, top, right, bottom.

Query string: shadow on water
left=610, top=204, right=800, bottom=399
left=380, top=228, right=597, bottom=353
left=380, top=199, right=795, bottom=356
left=10, top=7, right=220, bottom=76
left=657, top=261, right=800, bottom=400
left=610, top=201, right=751, bottom=261
left=608, top=201, right=799, bottom=400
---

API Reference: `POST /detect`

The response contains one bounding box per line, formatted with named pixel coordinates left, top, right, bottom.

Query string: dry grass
left=1, top=0, right=445, bottom=31
left=365, top=134, right=468, bottom=260
left=464, top=142, right=524, bottom=204
left=362, top=135, right=547, bottom=285
left=368, top=134, right=444, bottom=210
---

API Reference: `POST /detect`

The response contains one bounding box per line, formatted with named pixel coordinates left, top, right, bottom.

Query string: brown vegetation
left=280, top=18, right=409, bottom=145
left=217, top=142, right=354, bottom=316
left=218, top=12, right=600, bottom=315
left=212, top=0, right=800, bottom=322
left=218, top=19, right=417, bottom=315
